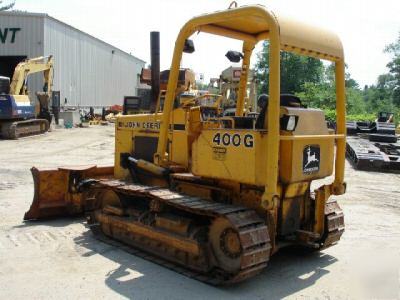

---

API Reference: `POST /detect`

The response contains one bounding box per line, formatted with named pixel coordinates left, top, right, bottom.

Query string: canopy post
left=333, top=59, right=346, bottom=195
left=261, top=15, right=281, bottom=210
left=155, top=27, right=194, bottom=164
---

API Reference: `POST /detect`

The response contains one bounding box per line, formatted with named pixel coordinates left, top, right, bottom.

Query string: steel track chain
left=90, top=179, right=271, bottom=285
left=2, top=119, right=49, bottom=139
left=321, top=200, right=345, bottom=249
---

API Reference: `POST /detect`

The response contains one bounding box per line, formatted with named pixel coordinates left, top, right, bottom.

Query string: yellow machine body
left=25, top=5, right=346, bottom=284
left=10, top=55, right=54, bottom=96
left=10, top=55, right=54, bottom=113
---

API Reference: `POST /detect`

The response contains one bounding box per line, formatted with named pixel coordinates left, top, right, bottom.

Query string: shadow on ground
left=71, top=228, right=337, bottom=300
left=17, top=217, right=83, bottom=228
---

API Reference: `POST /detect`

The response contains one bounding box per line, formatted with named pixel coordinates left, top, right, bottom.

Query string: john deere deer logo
left=303, top=145, right=320, bottom=174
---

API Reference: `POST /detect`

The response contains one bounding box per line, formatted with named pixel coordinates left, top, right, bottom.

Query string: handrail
left=280, top=134, right=345, bottom=141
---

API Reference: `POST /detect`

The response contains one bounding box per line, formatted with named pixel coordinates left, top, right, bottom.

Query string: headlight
left=280, top=114, right=299, bottom=131
left=287, top=115, right=297, bottom=131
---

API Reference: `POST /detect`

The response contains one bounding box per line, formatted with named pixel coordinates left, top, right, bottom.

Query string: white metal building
left=0, top=11, right=145, bottom=107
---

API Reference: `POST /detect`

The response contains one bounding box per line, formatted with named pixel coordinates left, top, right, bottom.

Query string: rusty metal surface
left=140, top=68, right=151, bottom=85
left=90, top=179, right=271, bottom=285
left=24, top=166, right=114, bottom=220
left=24, top=167, right=70, bottom=220
left=156, top=214, right=191, bottom=235
left=96, top=212, right=201, bottom=256
left=321, top=201, right=345, bottom=249
left=294, top=198, right=344, bottom=250
left=25, top=167, right=343, bottom=284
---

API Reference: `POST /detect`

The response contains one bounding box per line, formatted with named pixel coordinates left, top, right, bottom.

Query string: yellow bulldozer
left=25, top=5, right=346, bottom=284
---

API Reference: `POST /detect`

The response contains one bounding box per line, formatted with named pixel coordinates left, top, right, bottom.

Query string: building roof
left=0, top=10, right=146, bottom=63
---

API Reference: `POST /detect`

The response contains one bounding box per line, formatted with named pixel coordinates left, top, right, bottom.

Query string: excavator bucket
left=24, top=165, right=114, bottom=220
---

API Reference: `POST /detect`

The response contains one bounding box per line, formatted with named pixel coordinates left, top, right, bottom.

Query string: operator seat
left=255, top=94, right=302, bottom=129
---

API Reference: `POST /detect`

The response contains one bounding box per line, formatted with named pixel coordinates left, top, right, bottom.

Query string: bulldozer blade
left=24, top=165, right=114, bottom=220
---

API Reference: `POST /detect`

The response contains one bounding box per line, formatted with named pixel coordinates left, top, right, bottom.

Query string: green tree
left=295, top=81, right=334, bottom=109
left=359, top=33, right=400, bottom=119
left=295, top=63, right=365, bottom=114
left=384, top=33, right=400, bottom=106
left=362, top=73, right=397, bottom=115
left=346, top=86, right=365, bottom=114
left=254, top=41, right=324, bottom=95
left=254, top=33, right=400, bottom=122
left=0, top=0, right=15, bottom=11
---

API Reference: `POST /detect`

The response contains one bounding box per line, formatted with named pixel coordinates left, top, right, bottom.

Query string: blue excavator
left=0, top=56, right=53, bottom=139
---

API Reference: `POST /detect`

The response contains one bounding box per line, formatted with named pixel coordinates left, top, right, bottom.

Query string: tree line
left=255, top=33, right=400, bottom=123
left=0, top=0, right=15, bottom=11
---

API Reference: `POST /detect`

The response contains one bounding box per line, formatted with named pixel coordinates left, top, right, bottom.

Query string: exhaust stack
left=150, top=31, right=160, bottom=113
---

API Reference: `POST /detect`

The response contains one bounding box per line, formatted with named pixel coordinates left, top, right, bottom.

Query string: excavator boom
left=10, top=56, right=54, bottom=96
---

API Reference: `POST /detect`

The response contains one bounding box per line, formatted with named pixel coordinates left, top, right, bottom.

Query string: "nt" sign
left=0, top=28, right=21, bottom=44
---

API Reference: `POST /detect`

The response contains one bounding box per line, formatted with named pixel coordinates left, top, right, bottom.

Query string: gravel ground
left=0, top=125, right=399, bottom=300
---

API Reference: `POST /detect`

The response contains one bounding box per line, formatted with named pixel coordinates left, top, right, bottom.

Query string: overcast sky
left=12, top=0, right=400, bottom=87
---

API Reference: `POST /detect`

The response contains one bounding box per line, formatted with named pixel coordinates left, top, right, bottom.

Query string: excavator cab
left=25, top=5, right=346, bottom=284
left=376, top=112, right=394, bottom=123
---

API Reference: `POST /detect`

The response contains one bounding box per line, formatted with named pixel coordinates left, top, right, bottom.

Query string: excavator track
left=346, top=136, right=400, bottom=172
left=1, top=119, right=49, bottom=139
left=87, top=179, right=272, bottom=285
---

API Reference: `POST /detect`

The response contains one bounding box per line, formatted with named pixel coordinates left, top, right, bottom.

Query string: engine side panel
left=0, top=94, right=35, bottom=120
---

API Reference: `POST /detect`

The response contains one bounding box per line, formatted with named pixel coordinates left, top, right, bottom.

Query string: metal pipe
left=155, top=26, right=194, bottom=164
left=280, top=134, right=345, bottom=140
left=262, top=15, right=281, bottom=210
left=333, top=59, right=346, bottom=195
left=150, top=31, right=160, bottom=113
